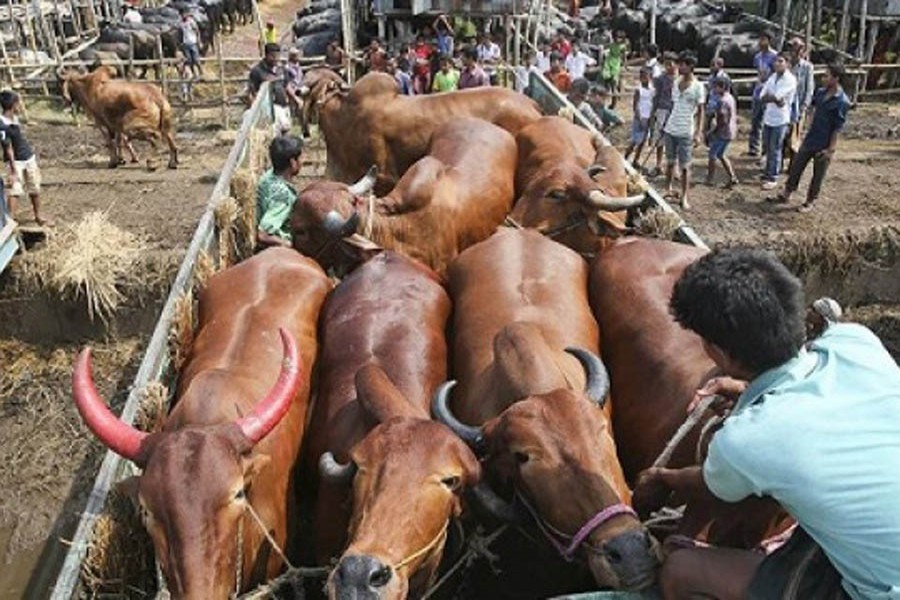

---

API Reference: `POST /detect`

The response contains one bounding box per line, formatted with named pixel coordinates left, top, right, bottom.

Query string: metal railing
left=50, top=81, right=276, bottom=600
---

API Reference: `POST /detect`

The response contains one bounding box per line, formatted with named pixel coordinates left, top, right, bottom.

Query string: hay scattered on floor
left=848, top=304, right=900, bottom=361
left=14, top=211, right=147, bottom=321
left=769, top=225, right=900, bottom=277
left=635, top=208, right=683, bottom=241
left=215, top=197, right=240, bottom=268
left=80, top=488, right=156, bottom=598
left=0, top=338, right=142, bottom=559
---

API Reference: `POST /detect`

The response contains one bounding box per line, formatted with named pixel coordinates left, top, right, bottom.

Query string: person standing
left=412, top=35, right=433, bottom=94
left=760, top=52, right=797, bottom=190
left=568, top=78, right=605, bottom=131
left=432, top=56, right=460, bottom=92
left=662, top=52, right=705, bottom=210
left=747, top=66, right=768, bottom=157
left=648, top=52, right=676, bottom=178
left=284, top=47, right=305, bottom=113
left=624, top=68, right=655, bottom=167
left=565, top=41, right=596, bottom=81
left=264, top=20, right=277, bottom=44
left=459, top=46, right=489, bottom=89
left=0, top=91, right=49, bottom=226
left=705, top=77, right=739, bottom=188
left=179, top=9, right=202, bottom=80
left=393, top=58, right=414, bottom=95
left=257, top=136, right=304, bottom=248
left=364, top=38, right=388, bottom=73
left=643, top=43, right=662, bottom=79
left=768, top=63, right=850, bottom=212
left=753, top=31, right=778, bottom=77
left=601, top=30, right=627, bottom=108
left=248, top=43, right=291, bottom=134
left=587, top=85, right=624, bottom=131
left=535, top=40, right=552, bottom=72
left=433, top=14, right=455, bottom=58
left=786, top=38, right=815, bottom=168
left=704, top=57, right=730, bottom=136
left=476, top=33, right=502, bottom=83
left=544, top=51, right=573, bottom=93
left=325, top=39, right=345, bottom=71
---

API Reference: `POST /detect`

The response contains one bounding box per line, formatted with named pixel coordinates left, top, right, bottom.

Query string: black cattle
left=292, top=8, right=340, bottom=38
left=294, top=30, right=333, bottom=56
left=610, top=8, right=647, bottom=51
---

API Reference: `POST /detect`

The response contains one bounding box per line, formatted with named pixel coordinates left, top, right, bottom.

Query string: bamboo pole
left=0, top=28, right=13, bottom=84
left=156, top=33, right=167, bottom=96
left=127, top=32, right=133, bottom=80
left=805, top=0, right=813, bottom=44
left=813, top=0, right=822, bottom=36
left=838, top=0, right=852, bottom=51
left=778, top=0, right=793, bottom=50
left=251, top=0, right=264, bottom=55
left=216, top=32, right=228, bottom=128
left=858, top=0, right=868, bottom=60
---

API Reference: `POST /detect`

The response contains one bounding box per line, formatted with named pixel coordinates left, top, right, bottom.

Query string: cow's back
left=305, top=251, right=450, bottom=561
left=448, top=228, right=597, bottom=423
left=588, top=238, right=710, bottom=481
left=514, top=116, right=595, bottom=192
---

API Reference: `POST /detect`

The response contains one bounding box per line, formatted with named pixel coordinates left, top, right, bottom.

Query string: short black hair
left=645, top=43, right=659, bottom=57
left=269, top=135, right=304, bottom=172
left=0, top=90, right=19, bottom=111
left=827, top=62, right=845, bottom=85
left=570, top=77, right=590, bottom=95
left=264, top=43, right=281, bottom=56
left=669, top=247, right=806, bottom=374
left=463, top=46, right=478, bottom=61
left=759, top=31, right=772, bottom=41
left=677, top=51, right=697, bottom=67
left=662, top=51, right=678, bottom=62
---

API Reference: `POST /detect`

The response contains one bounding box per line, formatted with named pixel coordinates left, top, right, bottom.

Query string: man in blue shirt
left=768, top=63, right=850, bottom=212
left=633, top=248, right=900, bottom=600
left=753, top=31, right=778, bottom=77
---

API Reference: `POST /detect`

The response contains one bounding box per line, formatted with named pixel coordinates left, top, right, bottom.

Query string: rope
left=651, top=394, right=719, bottom=469
left=393, top=521, right=449, bottom=572
left=420, top=525, right=508, bottom=600
left=244, top=500, right=295, bottom=570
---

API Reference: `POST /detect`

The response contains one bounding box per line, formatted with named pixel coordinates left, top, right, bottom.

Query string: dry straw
left=214, top=197, right=240, bottom=268
left=169, top=290, right=195, bottom=372
left=636, top=208, right=684, bottom=241
left=14, top=211, right=146, bottom=321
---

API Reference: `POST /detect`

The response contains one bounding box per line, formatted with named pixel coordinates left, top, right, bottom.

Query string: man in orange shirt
left=544, top=52, right=572, bottom=92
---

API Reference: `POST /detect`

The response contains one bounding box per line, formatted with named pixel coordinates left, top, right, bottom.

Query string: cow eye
left=514, top=451, right=530, bottom=464
left=441, top=475, right=461, bottom=491
left=547, top=190, right=568, bottom=202
left=234, top=488, right=246, bottom=501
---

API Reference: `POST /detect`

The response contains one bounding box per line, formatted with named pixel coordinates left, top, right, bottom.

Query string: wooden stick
left=838, top=0, right=852, bottom=51
left=127, top=32, right=134, bottom=80
left=156, top=33, right=167, bottom=96
left=216, top=31, right=228, bottom=128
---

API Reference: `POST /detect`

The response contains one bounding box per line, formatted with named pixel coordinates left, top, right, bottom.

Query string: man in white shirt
left=643, top=43, right=662, bottom=79
left=565, top=41, right=596, bottom=80
left=663, top=51, right=705, bottom=210
left=514, top=50, right=540, bottom=94
left=760, top=52, right=797, bottom=189
left=122, top=3, right=142, bottom=25
left=535, top=41, right=551, bottom=73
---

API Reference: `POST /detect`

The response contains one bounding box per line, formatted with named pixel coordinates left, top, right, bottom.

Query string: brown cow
left=60, top=66, right=178, bottom=170
left=589, top=238, right=791, bottom=548
left=317, top=71, right=540, bottom=193
left=303, top=252, right=478, bottom=598
left=433, top=229, right=660, bottom=592
left=297, top=66, right=344, bottom=137
left=291, top=117, right=517, bottom=276
left=510, top=116, right=646, bottom=258
left=72, top=248, right=330, bottom=598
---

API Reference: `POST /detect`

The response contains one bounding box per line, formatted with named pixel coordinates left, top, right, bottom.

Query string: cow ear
left=586, top=164, right=607, bottom=179
left=355, top=364, right=427, bottom=423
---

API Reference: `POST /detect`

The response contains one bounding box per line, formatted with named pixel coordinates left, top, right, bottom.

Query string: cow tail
left=159, top=96, right=174, bottom=135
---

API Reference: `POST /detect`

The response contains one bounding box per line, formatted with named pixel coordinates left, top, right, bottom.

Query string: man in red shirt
left=544, top=52, right=572, bottom=92
left=412, top=34, right=433, bottom=94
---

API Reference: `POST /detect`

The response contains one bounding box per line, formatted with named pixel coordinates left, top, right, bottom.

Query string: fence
left=49, top=79, right=295, bottom=599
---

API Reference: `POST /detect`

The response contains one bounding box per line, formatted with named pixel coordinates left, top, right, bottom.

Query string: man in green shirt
left=432, top=56, right=460, bottom=93
left=257, top=135, right=303, bottom=248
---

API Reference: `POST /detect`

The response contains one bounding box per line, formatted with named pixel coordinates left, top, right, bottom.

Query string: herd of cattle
left=71, top=73, right=792, bottom=598
left=77, top=0, right=251, bottom=76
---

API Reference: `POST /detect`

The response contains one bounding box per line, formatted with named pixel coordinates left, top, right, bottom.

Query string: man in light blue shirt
left=633, top=248, right=900, bottom=600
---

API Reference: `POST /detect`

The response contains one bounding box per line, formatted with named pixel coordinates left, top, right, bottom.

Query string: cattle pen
left=43, top=66, right=708, bottom=598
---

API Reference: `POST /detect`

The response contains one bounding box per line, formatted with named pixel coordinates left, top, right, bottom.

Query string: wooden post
left=0, top=31, right=14, bottom=85
left=216, top=32, right=228, bottom=128
left=650, top=0, right=657, bottom=45
left=857, top=0, right=868, bottom=60
left=804, top=0, right=813, bottom=43
left=251, top=0, right=264, bottom=55
left=156, top=33, right=167, bottom=96
left=127, top=32, right=133, bottom=80
left=68, top=0, right=83, bottom=39
left=813, top=0, right=822, bottom=36
left=862, top=20, right=879, bottom=92
left=838, top=0, right=852, bottom=51
left=778, top=0, right=793, bottom=50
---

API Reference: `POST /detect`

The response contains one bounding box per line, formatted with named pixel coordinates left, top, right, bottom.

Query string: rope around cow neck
left=393, top=520, right=450, bottom=572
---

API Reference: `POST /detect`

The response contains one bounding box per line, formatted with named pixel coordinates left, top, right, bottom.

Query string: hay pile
left=771, top=225, right=900, bottom=277
left=0, top=338, right=141, bottom=559
left=14, top=212, right=148, bottom=321
left=635, top=208, right=683, bottom=241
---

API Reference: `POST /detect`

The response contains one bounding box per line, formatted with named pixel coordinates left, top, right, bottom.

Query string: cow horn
left=73, top=348, right=149, bottom=463
left=339, top=81, right=351, bottom=91
left=347, top=165, right=377, bottom=196
left=322, top=210, right=360, bottom=237
left=468, top=483, right=521, bottom=523
left=234, top=328, right=302, bottom=445
left=585, top=190, right=647, bottom=211
left=431, top=381, right=483, bottom=447
left=565, top=347, right=610, bottom=407
left=319, top=452, right=357, bottom=483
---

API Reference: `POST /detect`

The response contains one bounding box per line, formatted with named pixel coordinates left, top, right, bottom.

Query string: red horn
left=235, top=328, right=302, bottom=445
left=72, top=348, right=148, bottom=462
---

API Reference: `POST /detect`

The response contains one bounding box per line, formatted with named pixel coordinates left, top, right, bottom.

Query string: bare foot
left=35, top=217, right=54, bottom=227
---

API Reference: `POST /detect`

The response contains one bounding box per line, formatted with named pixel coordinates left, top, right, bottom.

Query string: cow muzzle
left=588, top=529, right=660, bottom=591
left=329, top=555, right=398, bottom=600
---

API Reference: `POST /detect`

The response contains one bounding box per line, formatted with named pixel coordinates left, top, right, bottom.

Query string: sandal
left=798, top=201, right=815, bottom=213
